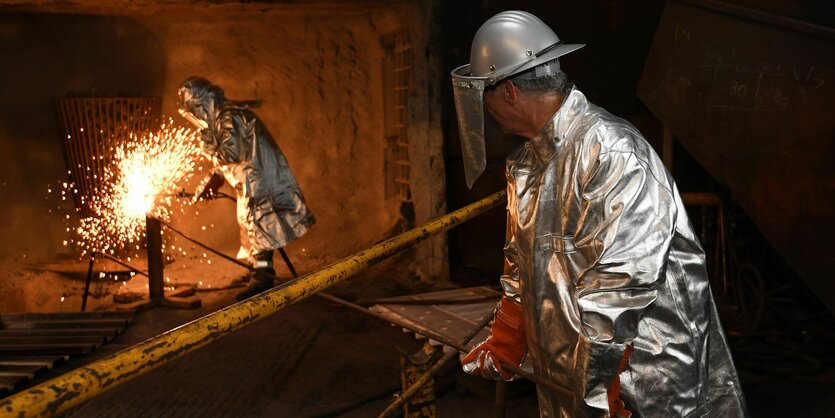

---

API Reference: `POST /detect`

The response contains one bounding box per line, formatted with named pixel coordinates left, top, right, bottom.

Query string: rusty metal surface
left=638, top=0, right=835, bottom=311
left=370, top=287, right=500, bottom=350
left=0, top=190, right=506, bottom=417
left=0, top=311, right=133, bottom=397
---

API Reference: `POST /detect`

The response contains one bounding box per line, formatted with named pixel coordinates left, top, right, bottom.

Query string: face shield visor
left=451, top=64, right=489, bottom=189
left=178, top=77, right=221, bottom=131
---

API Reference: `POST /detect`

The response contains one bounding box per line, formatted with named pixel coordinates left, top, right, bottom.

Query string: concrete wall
left=0, top=2, right=448, bottom=291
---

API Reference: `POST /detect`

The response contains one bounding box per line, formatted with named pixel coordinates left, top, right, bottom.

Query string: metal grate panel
left=54, top=98, right=161, bottom=218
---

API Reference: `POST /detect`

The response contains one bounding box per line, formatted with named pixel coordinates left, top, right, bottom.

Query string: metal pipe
left=146, top=216, right=165, bottom=300
left=0, top=190, right=506, bottom=418
left=162, top=198, right=571, bottom=402
left=81, top=252, right=96, bottom=312
left=160, top=203, right=574, bottom=400
left=278, top=247, right=298, bottom=278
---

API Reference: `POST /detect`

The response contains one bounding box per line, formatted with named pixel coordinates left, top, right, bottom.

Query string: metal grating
left=369, top=286, right=501, bottom=352
left=0, top=310, right=134, bottom=396
left=54, top=98, right=161, bottom=218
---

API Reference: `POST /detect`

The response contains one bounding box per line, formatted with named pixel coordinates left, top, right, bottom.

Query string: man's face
left=483, top=82, right=518, bottom=136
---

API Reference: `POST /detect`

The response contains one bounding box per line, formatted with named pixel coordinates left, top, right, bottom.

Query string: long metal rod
left=159, top=219, right=248, bottom=271
left=81, top=252, right=96, bottom=312
left=278, top=247, right=298, bottom=278
left=161, top=202, right=573, bottom=400
left=95, top=251, right=149, bottom=277
left=0, top=190, right=506, bottom=418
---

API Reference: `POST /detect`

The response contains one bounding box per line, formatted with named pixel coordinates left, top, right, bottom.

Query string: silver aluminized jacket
left=501, top=86, right=747, bottom=417
left=203, top=107, right=314, bottom=260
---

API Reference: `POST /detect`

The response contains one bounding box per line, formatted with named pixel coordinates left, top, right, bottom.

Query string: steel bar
left=161, top=214, right=573, bottom=399
left=278, top=248, right=298, bottom=278
left=0, top=190, right=506, bottom=417
left=81, top=252, right=96, bottom=312
left=357, top=295, right=500, bottom=306
left=95, top=252, right=148, bottom=277
left=377, top=313, right=494, bottom=418
left=159, top=220, right=249, bottom=271
left=146, top=216, right=165, bottom=300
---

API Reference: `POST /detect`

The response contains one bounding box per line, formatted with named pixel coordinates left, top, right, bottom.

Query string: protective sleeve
left=500, top=207, right=522, bottom=304
left=202, top=112, right=247, bottom=164
left=572, top=147, right=676, bottom=417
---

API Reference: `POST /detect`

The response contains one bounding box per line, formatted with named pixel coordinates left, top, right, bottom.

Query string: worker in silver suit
left=178, top=77, right=315, bottom=301
left=455, top=11, right=747, bottom=417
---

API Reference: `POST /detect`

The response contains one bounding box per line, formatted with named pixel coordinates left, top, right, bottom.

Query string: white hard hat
left=468, top=10, right=584, bottom=84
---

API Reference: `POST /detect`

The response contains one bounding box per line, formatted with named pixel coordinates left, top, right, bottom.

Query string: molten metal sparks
left=61, top=122, right=201, bottom=257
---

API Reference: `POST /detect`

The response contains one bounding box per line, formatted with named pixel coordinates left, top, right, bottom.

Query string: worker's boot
left=235, top=268, right=275, bottom=301
left=235, top=250, right=275, bottom=301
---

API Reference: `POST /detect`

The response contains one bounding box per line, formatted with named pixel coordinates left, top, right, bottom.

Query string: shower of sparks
left=57, top=122, right=202, bottom=257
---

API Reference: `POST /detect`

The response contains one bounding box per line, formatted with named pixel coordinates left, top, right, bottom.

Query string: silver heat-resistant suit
left=501, top=85, right=747, bottom=417
left=180, top=78, right=314, bottom=260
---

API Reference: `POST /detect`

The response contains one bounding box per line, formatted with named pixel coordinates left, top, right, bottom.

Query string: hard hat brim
left=497, top=42, right=585, bottom=84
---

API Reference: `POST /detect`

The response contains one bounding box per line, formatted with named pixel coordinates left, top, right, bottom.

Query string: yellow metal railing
left=0, top=190, right=506, bottom=418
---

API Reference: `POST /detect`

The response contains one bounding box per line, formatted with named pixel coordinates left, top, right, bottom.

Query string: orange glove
left=461, top=296, right=527, bottom=380
left=607, top=344, right=633, bottom=417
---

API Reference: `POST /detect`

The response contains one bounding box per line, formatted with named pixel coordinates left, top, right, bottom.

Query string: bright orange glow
left=63, top=122, right=201, bottom=257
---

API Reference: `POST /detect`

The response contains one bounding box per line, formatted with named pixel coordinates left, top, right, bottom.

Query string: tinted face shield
left=451, top=64, right=489, bottom=189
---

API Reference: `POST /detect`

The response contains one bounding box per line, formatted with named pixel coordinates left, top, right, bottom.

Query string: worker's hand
left=194, top=173, right=225, bottom=203
left=461, top=296, right=527, bottom=380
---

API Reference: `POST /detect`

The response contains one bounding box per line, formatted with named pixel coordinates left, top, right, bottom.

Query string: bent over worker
left=178, top=77, right=315, bottom=301
left=454, top=11, right=747, bottom=418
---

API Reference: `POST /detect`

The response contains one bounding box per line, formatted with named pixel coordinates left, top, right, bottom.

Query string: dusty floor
left=1, top=253, right=834, bottom=417
left=0, top=251, right=540, bottom=417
